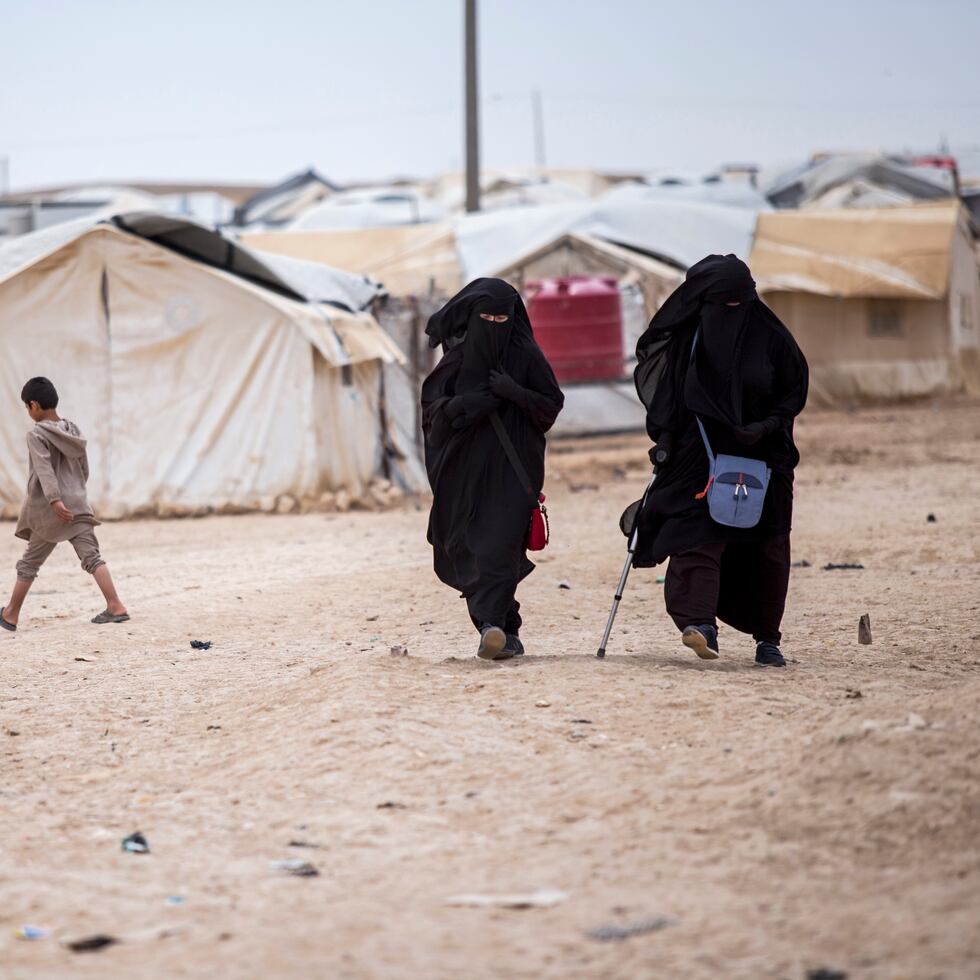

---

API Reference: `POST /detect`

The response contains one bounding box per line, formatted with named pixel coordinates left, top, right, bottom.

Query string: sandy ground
left=1, top=401, right=979, bottom=980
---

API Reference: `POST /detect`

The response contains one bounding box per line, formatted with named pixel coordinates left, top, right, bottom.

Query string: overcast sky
left=2, top=0, right=978, bottom=190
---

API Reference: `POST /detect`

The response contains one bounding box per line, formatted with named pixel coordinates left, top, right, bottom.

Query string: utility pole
left=0, top=156, right=9, bottom=197
left=464, top=0, right=480, bottom=212
left=531, top=89, right=546, bottom=171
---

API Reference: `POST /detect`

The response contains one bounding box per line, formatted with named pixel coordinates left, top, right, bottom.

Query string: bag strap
left=688, top=327, right=715, bottom=466
left=694, top=416, right=715, bottom=467
left=489, top=410, right=537, bottom=500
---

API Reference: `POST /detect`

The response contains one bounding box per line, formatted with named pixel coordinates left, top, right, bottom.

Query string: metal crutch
left=596, top=446, right=668, bottom=659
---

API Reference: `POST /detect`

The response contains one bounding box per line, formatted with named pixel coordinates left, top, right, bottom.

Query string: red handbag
left=527, top=493, right=549, bottom=551
left=490, top=411, right=551, bottom=552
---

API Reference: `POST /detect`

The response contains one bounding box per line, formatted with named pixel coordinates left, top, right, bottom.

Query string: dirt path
left=2, top=402, right=979, bottom=979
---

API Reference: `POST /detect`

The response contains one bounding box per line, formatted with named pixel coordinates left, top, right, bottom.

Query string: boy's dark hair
left=21, top=377, right=59, bottom=410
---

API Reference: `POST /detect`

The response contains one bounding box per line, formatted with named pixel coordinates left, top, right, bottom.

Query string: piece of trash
left=121, top=831, right=149, bottom=854
left=74, top=656, right=97, bottom=662
left=655, top=575, right=666, bottom=584
left=287, top=839, right=322, bottom=849
left=858, top=614, right=872, bottom=645
left=906, top=712, right=927, bottom=730
left=366, top=614, right=379, bottom=621
left=164, top=896, right=185, bottom=906
left=190, top=640, right=212, bottom=650
left=270, top=859, right=319, bottom=877
left=845, top=689, right=862, bottom=699
left=571, top=719, right=593, bottom=724
left=444, top=888, right=568, bottom=909
left=377, top=801, right=407, bottom=810
left=389, top=644, right=409, bottom=657
left=791, top=559, right=812, bottom=568
left=586, top=917, right=673, bottom=942
left=206, top=724, right=221, bottom=731
left=535, top=700, right=551, bottom=708
left=823, top=562, right=864, bottom=571
left=926, top=513, right=937, bottom=523
left=806, top=969, right=848, bottom=980
left=66, top=934, right=118, bottom=953
left=558, top=581, right=571, bottom=590
left=15, top=925, right=50, bottom=940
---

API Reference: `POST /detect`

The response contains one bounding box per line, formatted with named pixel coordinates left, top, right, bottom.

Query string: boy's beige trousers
left=16, top=528, right=105, bottom=581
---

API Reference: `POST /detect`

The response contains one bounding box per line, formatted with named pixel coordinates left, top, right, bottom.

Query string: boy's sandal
left=91, top=610, right=130, bottom=624
left=0, top=607, right=16, bottom=632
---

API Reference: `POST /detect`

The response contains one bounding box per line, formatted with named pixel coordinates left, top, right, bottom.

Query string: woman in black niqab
left=631, top=254, right=808, bottom=666
left=421, top=278, right=564, bottom=660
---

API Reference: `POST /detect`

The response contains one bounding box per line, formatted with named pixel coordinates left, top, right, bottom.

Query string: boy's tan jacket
left=15, top=420, right=100, bottom=543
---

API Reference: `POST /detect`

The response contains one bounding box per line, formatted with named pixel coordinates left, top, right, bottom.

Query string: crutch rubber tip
left=596, top=648, right=606, bottom=659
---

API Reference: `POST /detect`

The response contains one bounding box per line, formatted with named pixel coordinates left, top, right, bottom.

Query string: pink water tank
left=525, top=276, right=624, bottom=383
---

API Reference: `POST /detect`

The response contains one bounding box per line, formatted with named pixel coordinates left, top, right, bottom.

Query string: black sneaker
left=681, top=624, right=720, bottom=660
left=499, top=634, right=524, bottom=659
left=477, top=625, right=507, bottom=660
left=755, top=642, right=786, bottom=667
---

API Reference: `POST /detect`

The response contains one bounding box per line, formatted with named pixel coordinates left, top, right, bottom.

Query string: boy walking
left=1, top=377, right=128, bottom=631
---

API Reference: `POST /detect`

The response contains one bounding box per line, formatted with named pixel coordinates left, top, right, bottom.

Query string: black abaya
left=631, top=254, right=808, bottom=569
left=421, top=279, right=564, bottom=631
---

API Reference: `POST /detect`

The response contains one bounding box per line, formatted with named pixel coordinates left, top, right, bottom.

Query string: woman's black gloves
left=489, top=369, right=524, bottom=403
left=734, top=417, right=781, bottom=446
left=448, top=391, right=500, bottom=428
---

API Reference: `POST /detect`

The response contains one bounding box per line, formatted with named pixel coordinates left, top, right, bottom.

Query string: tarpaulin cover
left=750, top=204, right=961, bottom=300
left=243, top=223, right=462, bottom=298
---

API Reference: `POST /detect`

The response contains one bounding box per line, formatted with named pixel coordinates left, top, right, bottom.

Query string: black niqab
left=457, top=309, right=513, bottom=392
left=421, top=278, right=564, bottom=621
left=425, top=277, right=525, bottom=351
left=630, top=254, right=809, bottom=567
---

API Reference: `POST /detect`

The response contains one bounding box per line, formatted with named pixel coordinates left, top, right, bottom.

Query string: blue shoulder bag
left=690, top=329, right=771, bottom=529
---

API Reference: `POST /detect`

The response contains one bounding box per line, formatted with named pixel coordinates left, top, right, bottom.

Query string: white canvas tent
left=0, top=214, right=416, bottom=519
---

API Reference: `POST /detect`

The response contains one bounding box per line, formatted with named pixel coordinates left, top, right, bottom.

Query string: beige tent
left=0, top=221, right=409, bottom=519
left=244, top=223, right=461, bottom=298
left=750, top=203, right=980, bottom=403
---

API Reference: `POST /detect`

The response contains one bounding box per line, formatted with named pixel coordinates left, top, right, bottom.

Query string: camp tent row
left=244, top=197, right=758, bottom=290
left=0, top=212, right=420, bottom=520
left=246, top=200, right=980, bottom=407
